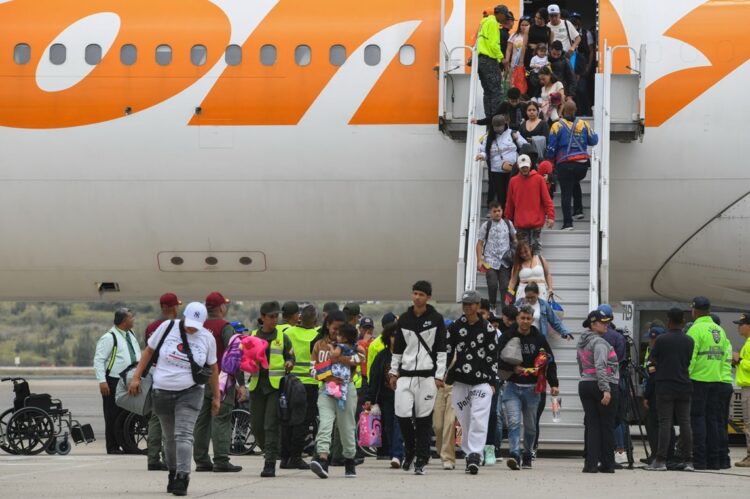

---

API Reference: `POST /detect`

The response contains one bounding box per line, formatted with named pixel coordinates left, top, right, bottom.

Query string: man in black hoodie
left=497, top=305, right=559, bottom=470
left=548, top=40, right=576, bottom=100
left=448, top=290, right=499, bottom=475
left=390, top=281, right=447, bottom=475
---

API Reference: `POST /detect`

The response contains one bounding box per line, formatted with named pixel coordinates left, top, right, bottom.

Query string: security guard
left=733, top=312, right=750, bottom=467
left=280, top=304, right=320, bottom=470
left=686, top=296, right=731, bottom=470
left=193, top=292, right=244, bottom=473
left=279, top=301, right=301, bottom=332
left=249, top=301, right=295, bottom=477
left=477, top=5, right=508, bottom=119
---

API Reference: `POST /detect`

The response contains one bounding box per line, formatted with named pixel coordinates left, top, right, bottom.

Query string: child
left=325, top=323, right=360, bottom=409
left=530, top=44, right=548, bottom=73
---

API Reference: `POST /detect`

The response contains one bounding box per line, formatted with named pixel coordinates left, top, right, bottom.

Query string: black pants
left=487, top=171, right=511, bottom=211
left=280, top=384, right=319, bottom=459
left=556, top=161, right=588, bottom=227
left=690, top=380, right=720, bottom=468
left=486, top=380, right=501, bottom=445
left=398, top=415, right=433, bottom=461
left=579, top=381, right=618, bottom=470
left=534, top=391, right=546, bottom=450
left=478, top=55, right=502, bottom=120
left=717, top=382, right=733, bottom=468
left=485, top=266, right=511, bottom=309
left=102, top=376, right=123, bottom=453
left=655, top=392, right=692, bottom=461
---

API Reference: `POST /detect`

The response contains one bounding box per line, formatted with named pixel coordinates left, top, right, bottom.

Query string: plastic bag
left=511, top=64, right=528, bottom=94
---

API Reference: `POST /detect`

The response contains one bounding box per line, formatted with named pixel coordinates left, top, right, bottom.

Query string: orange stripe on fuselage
left=598, top=0, right=630, bottom=74
left=0, top=0, right=230, bottom=129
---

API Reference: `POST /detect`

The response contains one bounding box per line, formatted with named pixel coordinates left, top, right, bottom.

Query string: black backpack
left=279, top=374, right=307, bottom=426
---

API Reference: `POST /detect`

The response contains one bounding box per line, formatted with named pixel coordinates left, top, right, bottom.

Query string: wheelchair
left=0, top=377, right=95, bottom=455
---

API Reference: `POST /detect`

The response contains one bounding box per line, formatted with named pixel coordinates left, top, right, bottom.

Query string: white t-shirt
left=147, top=320, right=217, bottom=391
left=531, top=301, right=542, bottom=331
left=530, top=55, right=548, bottom=71
left=548, top=20, right=579, bottom=52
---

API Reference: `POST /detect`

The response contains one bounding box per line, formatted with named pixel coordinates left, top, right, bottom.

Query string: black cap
left=281, top=301, right=299, bottom=316
left=569, top=11, right=582, bottom=19
left=343, top=302, right=361, bottom=316
left=359, top=317, right=375, bottom=329
left=733, top=312, right=750, bottom=325
left=691, top=296, right=710, bottom=311
left=323, top=302, right=339, bottom=314
left=582, top=309, right=612, bottom=328
left=381, top=312, right=398, bottom=328
left=505, top=10, right=515, bottom=21
left=494, top=4, right=509, bottom=16
left=260, top=301, right=280, bottom=315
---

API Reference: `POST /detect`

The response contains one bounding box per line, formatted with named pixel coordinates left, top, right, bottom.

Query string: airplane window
left=399, top=45, right=415, bottom=66
left=14, top=43, right=31, bottom=65
left=295, top=45, right=311, bottom=66
left=260, top=44, right=276, bottom=66
left=225, top=44, right=242, bottom=66
left=85, top=44, right=102, bottom=65
left=156, top=44, right=172, bottom=66
left=121, top=44, right=137, bottom=65
left=364, top=45, right=381, bottom=66
left=190, top=44, right=207, bottom=66
left=329, top=44, right=346, bottom=66
left=49, top=43, right=66, bottom=65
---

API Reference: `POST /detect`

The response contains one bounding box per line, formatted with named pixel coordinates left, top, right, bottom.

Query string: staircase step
left=547, top=260, right=590, bottom=275
left=542, top=246, right=591, bottom=261
left=541, top=231, right=591, bottom=246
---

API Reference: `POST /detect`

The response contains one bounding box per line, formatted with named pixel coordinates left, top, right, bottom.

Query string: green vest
left=285, top=325, right=319, bottom=385
left=248, top=327, right=286, bottom=391
left=737, top=337, right=750, bottom=387
left=687, top=316, right=731, bottom=383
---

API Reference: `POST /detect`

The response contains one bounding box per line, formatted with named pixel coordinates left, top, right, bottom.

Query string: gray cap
left=461, top=290, right=482, bottom=304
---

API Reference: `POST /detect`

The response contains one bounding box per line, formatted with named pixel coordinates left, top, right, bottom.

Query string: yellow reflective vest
left=248, top=327, right=286, bottom=391
left=284, top=325, right=319, bottom=386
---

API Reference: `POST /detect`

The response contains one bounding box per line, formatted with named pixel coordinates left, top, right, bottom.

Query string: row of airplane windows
left=12, top=43, right=417, bottom=67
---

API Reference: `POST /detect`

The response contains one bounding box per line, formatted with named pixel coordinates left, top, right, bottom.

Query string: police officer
left=249, top=301, right=295, bottom=477
left=686, top=296, right=731, bottom=470
left=193, top=292, right=244, bottom=472
left=280, top=304, right=319, bottom=470
left=144, top=293, right=181, bottom=470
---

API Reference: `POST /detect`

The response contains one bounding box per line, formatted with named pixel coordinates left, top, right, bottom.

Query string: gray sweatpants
left=152, top=385, right=204, bottom=474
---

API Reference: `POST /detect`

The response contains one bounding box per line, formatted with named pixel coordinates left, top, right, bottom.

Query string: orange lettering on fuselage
left=0, top=0, right=230, bottom=129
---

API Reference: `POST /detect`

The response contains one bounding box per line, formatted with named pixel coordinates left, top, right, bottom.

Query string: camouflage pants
left=478, top=55, right=502, bottom=119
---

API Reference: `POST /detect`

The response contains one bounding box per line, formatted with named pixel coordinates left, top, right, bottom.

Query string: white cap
left=183, top=302, right=207, bottom=329
left=547, top=4, right=560, bottom=14
left=518, top=154, right=532, bottom=168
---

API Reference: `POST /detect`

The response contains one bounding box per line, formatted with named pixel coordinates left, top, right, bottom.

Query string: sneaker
left=506, top=455, right=520, bottom=471
left=521, top=454, right=532, bottom=469
left=573, top=212, right=585, bottom=220
left=390, top=457, right=401, bottom=469
left=214, top=462, right=242, bottom=473
left=495, top=448, right=503, bottom=463
left=310, top=458, right=329, bottom=479
left=531, top=449, right=537, bottom=461
left=483, top=445, right=496, bottom=466
left=414, top=458, right=427, bottom=475
left=614, top=451, right=628, bottom=464
left=644, top=459, right=667, bottom=471
left=467, top=453, right=480, bottom=475
left=561, top=225, right=574, bottom=231
left=260, top=460, right=275, bottom=477
left=344, top=459, right=357, bottom=478
left=167, top=471, right=175, bottom=493
left=194, top=464, right=213, bottom=472
left=443, top=461, right=455, bottom=470
left=402, top=454, right=415, bottom=472
left=288, top=457, right=310, bottom=470
left=735, top=456, right=750, bottom=468
left=172, top=472, right=189, bottom=497
left=682, top=462, right=695, bottom=472
left=148, top=462, right=168, bottom=471
left=279, top=458, right=291, bottom=469
left=582, top=465, right=598, bottom=473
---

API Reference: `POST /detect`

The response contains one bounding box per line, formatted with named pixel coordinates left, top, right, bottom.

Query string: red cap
left=538, top=160, right=554, bottom=175
left=159, top=293, right=181, bottom=307
left=205, top=291, right=230, bottom=308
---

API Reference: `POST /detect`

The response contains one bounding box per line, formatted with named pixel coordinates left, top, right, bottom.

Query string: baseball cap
left=159, top=292, right=181, bottom=307
left=260, top=301, right=281, bottom=315
left=598, top=303, right=614, bottom=319
left=205, top=291, right=230, bottom=308
left=381, top=312, right=398, bottom=328
left=548, top=4, right=561, bottom=15
left=230, top=321, right=248, bottom=333
left=582, top=309, right=612, bottom=328
left=461, top=290, right=482, bottom=304
left=183, top=302, right=207, bottom=329
left=569, top=11, right=582, bottom=19
left=517, top=155, right=532, bottom=168
left=538, top=160, right=553, bottom=175
left=649, top=325, right=666, bottom=339
left=323, top=302, right=339, bottom=314
left=343, top=302, right=361, bottom=316
left=691, top=296, right=711, bottom=311
left=281, top=301, right=299, bottom=316
left=359, top=317, right=375, bottom=329
left=733, top=312, right=750, bottom=325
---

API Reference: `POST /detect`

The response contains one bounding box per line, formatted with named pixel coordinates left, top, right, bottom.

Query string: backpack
left=279, top=374, right=307, bottom=425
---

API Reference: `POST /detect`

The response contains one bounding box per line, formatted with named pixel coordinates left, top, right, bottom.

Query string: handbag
left=357, top=405, right=382, bottom=447
left=549, top=295, right=565, bottom=319
left=115, top=320, right=174, bottom=415
left=179, top=322, right=213, bottom=385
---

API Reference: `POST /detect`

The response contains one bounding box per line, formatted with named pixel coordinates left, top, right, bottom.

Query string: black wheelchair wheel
left=6, top=407, right=55, bottom=455
left=1, top=408, right=16, bottom=454
left=121, top=412, right=148, bottom=455
left=45, top=439, right=57, bottom=455
left=56, top=437, right=72, bottom=455
left=229, top=409, right=256, bottom=455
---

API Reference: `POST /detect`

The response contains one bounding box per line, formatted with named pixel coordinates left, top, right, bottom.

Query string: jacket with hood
left=577, top=331, right=619, bottom=391
left=390, top=305, right=447, bottom=379
left=505, top=169, right=555, bottom=229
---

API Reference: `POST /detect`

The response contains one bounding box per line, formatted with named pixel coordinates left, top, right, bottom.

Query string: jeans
left=690, top=380, right=719, bottom=467
left=717, top=382, right=733, bottom=467
left=478, top=55, right=502, bottom=120
left=556, top=161, right=588, bottom=227
left=655, top=391, right=692, bottom=461
left=485, top=266, right=511, bottom=309
left=281, top=384, right=318, bottom=459
left=152, top=385, right=204, bottom=474
left=316, top=383, right=357, bottom=459
left=433, top=384, right=455, bottom=464
left=381, top=397, right=405, bottom=460
left=487, top=171, right=511, bottom=211
left=503, top=382, right=540, bottom=459
left=193, top=384, right=235, bottom=467
left=579, top=381, right=618, bottom=470
left=516, top=228, right=542, bottom=255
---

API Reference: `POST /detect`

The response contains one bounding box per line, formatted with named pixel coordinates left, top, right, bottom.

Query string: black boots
left=172, top=472, right=189, bottom=496
left=167, top=471, right=175, bottom=493
left=260, top=460, right=276, bottom=477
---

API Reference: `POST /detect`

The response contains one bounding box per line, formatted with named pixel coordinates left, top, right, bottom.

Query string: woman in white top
left=476, top=114, right=528, bottom=210
left=504, top=17, right=530, bottom=75
left=508, top=240, right=554, bottom=301
left=128, top=302, right=219, bottom=496
left=537, top=66, right=565, bottom=123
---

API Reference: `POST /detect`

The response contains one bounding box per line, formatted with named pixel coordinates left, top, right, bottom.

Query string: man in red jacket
left=505, top=155, right=554, bottom=252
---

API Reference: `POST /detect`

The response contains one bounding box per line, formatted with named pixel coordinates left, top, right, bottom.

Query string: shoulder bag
left=179, top=321, right=213, bottom=385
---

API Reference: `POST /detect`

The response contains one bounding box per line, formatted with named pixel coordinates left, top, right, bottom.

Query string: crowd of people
left=94, top=284, right=750, bottom=496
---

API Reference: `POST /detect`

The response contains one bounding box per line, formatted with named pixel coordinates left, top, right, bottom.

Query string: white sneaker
left=443, top=461, right=455, bottom=470
left=390, top=457, right=401, bottom=469
left=614, top=451, right=628, bottom=464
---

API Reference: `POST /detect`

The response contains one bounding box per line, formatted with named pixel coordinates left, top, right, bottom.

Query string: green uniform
left=477, top=15, right=503, bottom=61
left=737, top=337, right=750, bottom=387
left=284, top=325, right=319, bottom=386
left=687, top=316, right=731, bottom=382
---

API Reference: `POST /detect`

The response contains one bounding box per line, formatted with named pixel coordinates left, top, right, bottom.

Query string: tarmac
left=1, top=377, right=748, bottom=498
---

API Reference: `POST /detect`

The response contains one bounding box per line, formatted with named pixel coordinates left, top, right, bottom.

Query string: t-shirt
left=478, top=218, right=515, bottom=270
left=548, top=20, right=579, bottom=53
left=530, top=55, right=548, bottom=71
left=528, top=24, right=551, bottom=46
left=148, top=320, right=217, bottom=391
